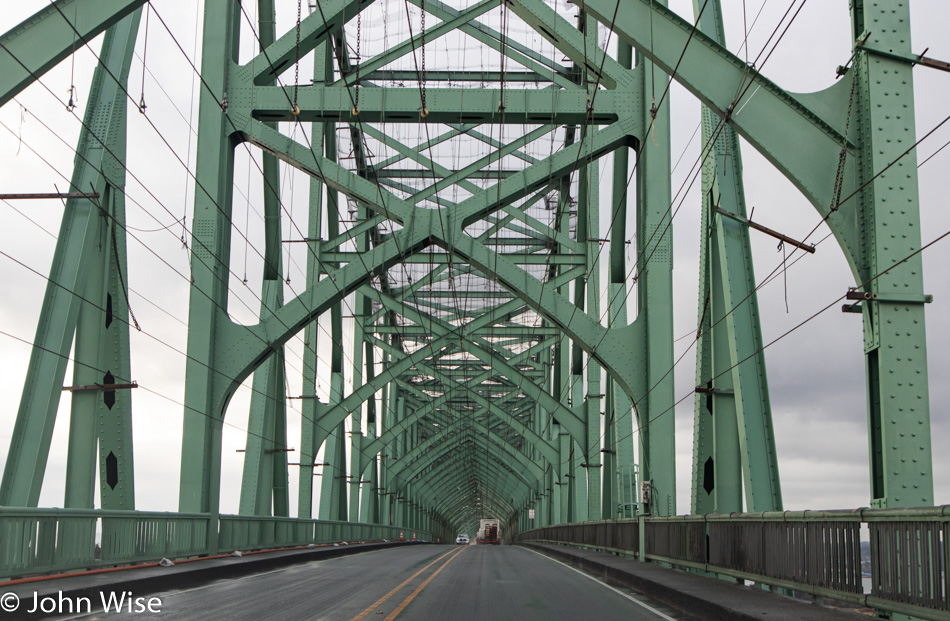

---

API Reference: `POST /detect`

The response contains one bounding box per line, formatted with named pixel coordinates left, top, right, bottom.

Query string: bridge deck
left=1, top=543, right=872, bottom=620
left=3, top=544, right=684, bottom=620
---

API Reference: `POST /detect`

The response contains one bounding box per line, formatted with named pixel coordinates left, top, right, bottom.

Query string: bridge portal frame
left=0, top=0, right=934, bottom=547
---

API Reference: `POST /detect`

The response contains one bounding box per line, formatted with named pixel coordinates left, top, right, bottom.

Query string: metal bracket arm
left=846, top=290, right=933, bottom=304
left=714, top=207, right=815, bottom=254
left=858, top=43, right=950, bottom=74
left=62, top=382, right=138, bottom=392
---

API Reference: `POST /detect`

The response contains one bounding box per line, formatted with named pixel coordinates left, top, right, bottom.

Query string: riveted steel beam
left=0, top=0, right=146, bottom=107
left=1, top=12, right=141, bottom=508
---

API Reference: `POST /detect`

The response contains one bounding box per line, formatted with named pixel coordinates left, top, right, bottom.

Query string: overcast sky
left=0, top=0, right=948, bottom=518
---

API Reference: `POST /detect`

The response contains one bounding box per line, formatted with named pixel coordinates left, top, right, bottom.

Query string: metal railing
left=217, top=515, right=427, bottom=552
left=0, top=507, right=431, bottom=579
left=514, top=506, right=950, bottom=621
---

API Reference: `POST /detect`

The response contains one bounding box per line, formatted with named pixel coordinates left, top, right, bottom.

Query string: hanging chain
left=420, top=0, right=428, bottom=117
left=830, top=70, right=858, bottom=213
left=354, top=0, right=362, bottom=115
left=648, top=1, right=660, bottom=147
left=498, top=0, right=506, bottom=113
left=293, top=0, right=302, bottom=116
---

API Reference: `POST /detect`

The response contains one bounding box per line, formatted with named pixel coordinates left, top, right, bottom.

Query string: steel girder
left=237, top=0, right=291, bottom=520
left=0, top=0, right=147, bottom=107
left=363, top=358, right=560, bottom=466
left=369, top=339, right=553, bottom=523
left=0, top=0, right=933, bottom=543
left=689, top=0, right=780, bottom=515
left=409, top=450, right=532, bottom=518
left=304, top=269, right=583, bottom=459
left=0, top=12, right=141, bottom=508
left=579, top=0, right=933, bottom=508
left=388, top=419, right=545, bottom=492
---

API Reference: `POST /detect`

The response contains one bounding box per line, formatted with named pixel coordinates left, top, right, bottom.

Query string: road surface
left=58, top=544, right=692, bottom=620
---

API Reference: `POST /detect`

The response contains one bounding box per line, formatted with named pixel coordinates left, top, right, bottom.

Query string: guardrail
left=0, top=507, right=431, bottom=579
left=513, top=506, right=950, bottom=621
left=217, top=516, right=427, bottom=552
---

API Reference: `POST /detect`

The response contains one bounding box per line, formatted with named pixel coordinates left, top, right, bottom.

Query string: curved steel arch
left=386, top=420, right=546, bottom=492
left=174, top=0, right=650, bottom=518
left=360, top=381, right=559, bottom=472
left=232, top=131, right=648, bottom=405
left=404, top=450, right=534, bottom=521
left=0, top=0, right=932, bottom=541
left=293, top=269, right=582, bottom=462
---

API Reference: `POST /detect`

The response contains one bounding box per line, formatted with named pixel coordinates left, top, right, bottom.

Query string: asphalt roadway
left=57, top=544, right=693, bottom=620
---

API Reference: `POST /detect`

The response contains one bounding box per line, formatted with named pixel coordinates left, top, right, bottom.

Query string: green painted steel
left=0, top=507, right=433, bottom=579
left=0, top=0, right=147, bottom=107
left=240, top=0, right=291, bottom=520
left=0, top=0, right=936, bottom=585
left=690, top=0, right=780, bottom=515
left=633, top=0, right=676, bottom=517
left=851, top=0, right=934, bottom=509
left=516, top=505, right=950, bottom=620
left=1, top=11, right=141, bottom=509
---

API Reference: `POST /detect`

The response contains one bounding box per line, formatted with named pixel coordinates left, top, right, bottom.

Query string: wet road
left=60, top=544, right=690, bottom=620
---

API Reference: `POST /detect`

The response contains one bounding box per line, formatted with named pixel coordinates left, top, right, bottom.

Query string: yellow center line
left=351, top=548, right=459, bottom=621
left=383, top=547, right=467, bottom=620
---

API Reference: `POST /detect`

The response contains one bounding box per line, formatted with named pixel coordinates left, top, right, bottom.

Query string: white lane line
left=523, top=547, right=678, bottom=621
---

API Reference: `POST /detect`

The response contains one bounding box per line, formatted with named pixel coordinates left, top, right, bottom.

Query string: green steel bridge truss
left=0, top=0, right=934, bottom=543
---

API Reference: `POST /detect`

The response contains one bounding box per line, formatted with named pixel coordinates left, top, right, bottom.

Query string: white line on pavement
left=523, top=547, right=679, bottom=621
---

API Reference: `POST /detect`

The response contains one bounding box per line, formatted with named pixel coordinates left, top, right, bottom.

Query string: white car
left=455, top=534, right=470, bottom=545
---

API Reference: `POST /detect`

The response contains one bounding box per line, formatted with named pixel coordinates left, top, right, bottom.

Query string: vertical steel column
left=540, top=351, right=556, bottom=525
left=570, top=370, right=586, bottom=520
left=577, top=9, right=603, bottom=522
left=348, top=289, right=367, bottom=522
left=380, top=384, right=399, bottom=525
left=851, top=0, right=933, bottom=508
left=569, top=218, right=588, bottom=521
left=239, top=0, right=290, bottom=518
left=3, top=12, right=141, bottom=508
left=319, top=371, right=348, bottom=520
left=179, top=0, right=240, bottom=531
left=361, top=342, right=382, bottom=524
left=316, top=86, right=349, bottom=521
left=67, top=13, right=141, bottom=512
left=693, top=191, right=743, bottom=513
left=608, top=39, right=637, bottom=518
left=296, top=38, right=329, bottom=519
left=689, top=0, right=781, bottom=515
left=94, top=183, right=136, bottom=511
left=635, top=0, right=676, bottom=516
